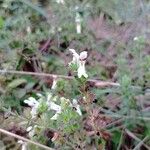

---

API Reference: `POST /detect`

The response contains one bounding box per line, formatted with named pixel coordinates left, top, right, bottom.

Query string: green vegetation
left=0, top=0, right=150, bottom=149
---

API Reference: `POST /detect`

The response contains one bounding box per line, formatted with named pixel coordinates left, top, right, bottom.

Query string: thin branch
left=40, top=38, right=51, bottom=52
left=102, top=114, right=150, bottom=121
left=105, top=118, right=124, bottom=129
left=125, top=129, right=150, bottom=150
left=0, top=128, right=55, bottom=150
left=133, top=136, right=149, bottom=150
left=0, top=69, right=126, bottom=88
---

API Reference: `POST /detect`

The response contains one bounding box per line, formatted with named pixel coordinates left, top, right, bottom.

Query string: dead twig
left=0, top=128, right=55, bottom=150
left=0, top=69, right=140, bottom=89
left=105, top=118, right=124, bottom=129
left=133, top=136, right=149, bottom=150
left=125, top=129, right=150, bottom=150
left=101, top=114, right=150, bottom=121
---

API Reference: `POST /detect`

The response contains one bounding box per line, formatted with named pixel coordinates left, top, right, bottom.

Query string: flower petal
left=51, top=113, right=60, bottom=120
left=77, top=62, right=88, bottom=78
left=48, top=101, right=61, bottom=112
left=69, top=49, right=79, bottom=64
left=79, top=51, right=87, bottom=60
left=26, top=126, right=32, bottom=132
left=72, top=99, right=82, bottom=116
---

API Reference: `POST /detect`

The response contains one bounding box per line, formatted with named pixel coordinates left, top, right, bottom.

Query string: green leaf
left=38, top=101, right=48, bottom=114
left=7, top=78, right=27, bottom=89
left=0, top=17, right=4, bottom=29
left=14, top=88, right=26, bottom=98
left=112, top=130, right=122, bottom=148
left=19, top=0, right=48, bottom=19
left=25, top=82, right=36, bottom=90
left=69, top=63, right=78, bottom=71
left=120, top=75, right=131, bottom=88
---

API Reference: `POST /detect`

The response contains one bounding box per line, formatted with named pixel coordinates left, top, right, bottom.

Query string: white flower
left=72, top=99, right=82, bottom=116
left=69, top=49, right=88, bottom=78
left=79, top=51, right=88, bottom=60
left=69, top=49, right=80, bottom=65
left=24, top=97, right=39, bottom=119
left=26, top=126, right=32, bottom=132
left=18, top=140, right=28, bottom=150
left=47, top=96, right=61, bottom=120
left=48, top=101, right=61, bottom=112
left=36, top=93, right=42, bottom=97
left=133, top=37, right=138, bottom=41
left=56, top=0, right=64, bottom=4
left=26, top=26, right=31, bottom=34
left=24, top=97, right=38, bottom=107
left=51, top=76, right=58, bottom=90
left=76, top=22, right=81, bottom=34
left=47, top=93, right=52, bottom=101
left=50, top=113, right=60, bottom=120
left=83, top=96, right=86, bottom=100
left=26, top=125, right=38, bottom=138
left=75, top=13, right=82, bottom=34
left=61, top=97, right=82, bottom=116
left=77, top=61, right=88, bottom=78
left=50, top=96, right=82, bottom=119
left=52, top=96, right=59, bottom=102
left=58, top=27, right=62, bottom=32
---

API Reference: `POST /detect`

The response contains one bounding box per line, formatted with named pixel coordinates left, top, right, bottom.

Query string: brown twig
left=39, top=38, right=51, bottom=52
left=105, top=118, right=124, bottom=129
left=0, top=69, right=122, bottom=88
left=133, top=136, right=149, bottom=150
left=0, top=128, right=55, bottom=150
left=0, top=70, right=144, bottom=91
left=125, top=129, right=150, bottom=149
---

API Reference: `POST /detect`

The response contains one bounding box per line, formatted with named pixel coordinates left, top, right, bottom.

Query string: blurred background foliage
left=0, top=0, right=149, bottom=103
left=0, top=0, right=150, bottom=149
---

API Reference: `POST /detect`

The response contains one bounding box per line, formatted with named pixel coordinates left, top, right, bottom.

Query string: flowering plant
left=69, top=49, right=88, bottom=78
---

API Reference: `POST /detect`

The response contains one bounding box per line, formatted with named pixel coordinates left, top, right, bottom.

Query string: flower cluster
left=24, top=93, right=82, bottom=120
left=24, top=97, right=40, bottom=119
left=69, top=49, right=88, bottom=78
